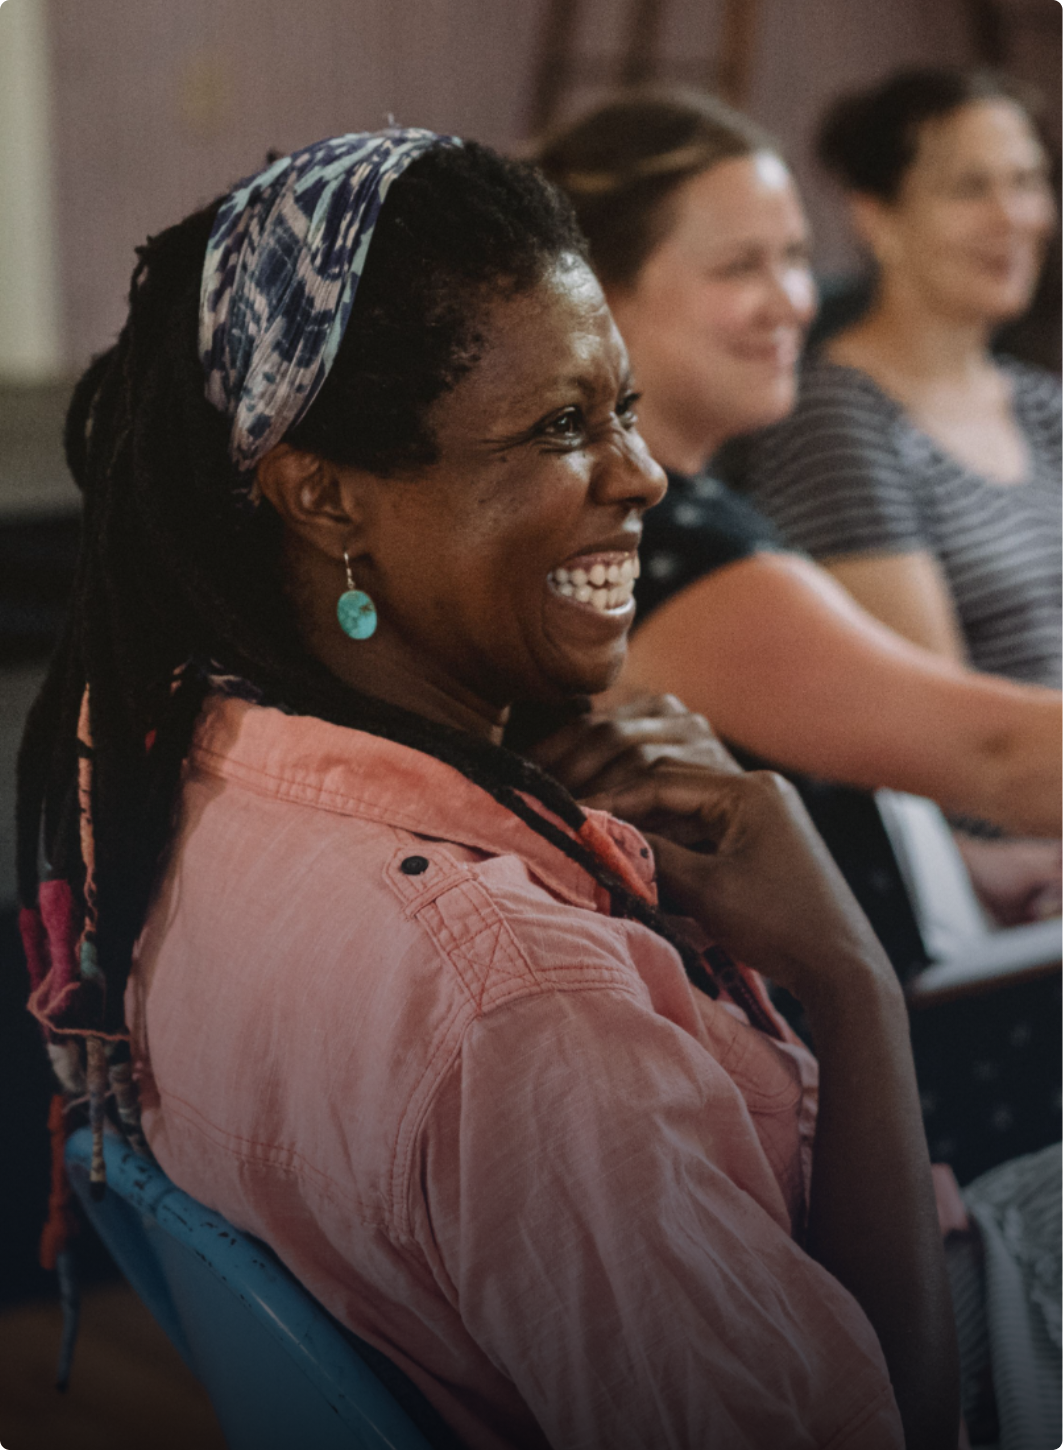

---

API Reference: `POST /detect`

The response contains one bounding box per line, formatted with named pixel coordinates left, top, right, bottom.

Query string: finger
left=529, top=719, right=642, bottom=786
left=527, top=715, right=617, bottom=773
left=597, top=692, right=691, bottom=722
left=532, top=694, right=708, bottom=769
left=581, top=764, right=746, bottom=832
left=533, top=713, right=726, bottom=789
left=575, top=738, right=738, bottom=798
left=638, top=830, right=728, bottom=915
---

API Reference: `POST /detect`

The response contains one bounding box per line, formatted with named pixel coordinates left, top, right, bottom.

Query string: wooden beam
left=527, top=0, right=582, bottom=136
left=620, top=0, right=666, bottom=87
left=962, top=0, right=1008, bottom=65
left=715, top=0, right=759, bottom=108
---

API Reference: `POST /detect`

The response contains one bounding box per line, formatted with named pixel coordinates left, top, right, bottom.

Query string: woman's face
left=859, top=99, right=1055, bottom=323
left=340, top=258, right=666, bottom=730
left=607, top=152, right=817, bottom=454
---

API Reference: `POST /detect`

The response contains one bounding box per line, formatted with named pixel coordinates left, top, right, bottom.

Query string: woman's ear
left=255, top=444, right=362, bottom=562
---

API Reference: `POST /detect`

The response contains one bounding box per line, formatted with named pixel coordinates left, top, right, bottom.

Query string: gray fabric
left=964, top=1143, right=1062, bottom=1450
left=945, top=1231, right=996, bottom=1442
left=745, top=356, right=1062, bottom=688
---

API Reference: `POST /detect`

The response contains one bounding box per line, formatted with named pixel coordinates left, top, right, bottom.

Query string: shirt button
left=400, top=855, right=429, bottom=875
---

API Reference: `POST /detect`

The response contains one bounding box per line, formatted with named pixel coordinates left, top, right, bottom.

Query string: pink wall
left=47, top=0, right=543, bottom=366
left=518, top=0, right=983, bottom=271
left=46, top=0, right=1052, bottom=369
left=747, top=0, right=974, bottom=270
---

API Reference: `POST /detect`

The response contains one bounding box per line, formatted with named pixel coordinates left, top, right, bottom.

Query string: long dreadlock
left=18, top=143, right=771, bottom=1173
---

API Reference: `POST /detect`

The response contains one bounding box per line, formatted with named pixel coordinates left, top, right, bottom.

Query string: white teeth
left=549, top=553, right=640, bottom=611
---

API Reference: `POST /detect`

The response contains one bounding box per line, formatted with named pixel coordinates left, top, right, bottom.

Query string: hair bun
left=815, top=67, right=1031, bottom=201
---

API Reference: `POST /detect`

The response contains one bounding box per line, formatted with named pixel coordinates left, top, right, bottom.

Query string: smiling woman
left=15, top=130, right=959, bottom=1449
left=747, top=70, right=1061, bottom=687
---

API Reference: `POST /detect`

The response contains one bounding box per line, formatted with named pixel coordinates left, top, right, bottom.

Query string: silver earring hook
left=343, top=549, right=356, bottom=592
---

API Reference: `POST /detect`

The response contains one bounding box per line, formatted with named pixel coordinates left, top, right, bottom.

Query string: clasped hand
left=529, top=695, right=896, bottom=1012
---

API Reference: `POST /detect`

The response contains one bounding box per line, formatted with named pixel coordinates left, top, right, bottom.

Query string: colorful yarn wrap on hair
left=20, top=688, right=148, bottom=1214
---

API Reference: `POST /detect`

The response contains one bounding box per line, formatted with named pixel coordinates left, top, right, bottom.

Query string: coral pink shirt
left=128, top=695, right=902, bottom=1449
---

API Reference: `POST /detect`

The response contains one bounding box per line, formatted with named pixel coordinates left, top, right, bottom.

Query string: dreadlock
left=19, top=140, right=751, bottom=1138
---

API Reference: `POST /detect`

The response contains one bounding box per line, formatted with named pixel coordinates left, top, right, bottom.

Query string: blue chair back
left=65, top=1126, right=434, bottom=1450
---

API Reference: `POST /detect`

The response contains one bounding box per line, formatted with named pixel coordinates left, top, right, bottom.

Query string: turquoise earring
left=336, top=551, right=378, bottom=640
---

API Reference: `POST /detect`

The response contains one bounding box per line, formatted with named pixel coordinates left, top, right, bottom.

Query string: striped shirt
left=745, top=356, right=1062, bottom=688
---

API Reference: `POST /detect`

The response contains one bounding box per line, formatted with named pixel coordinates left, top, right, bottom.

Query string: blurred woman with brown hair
left=747, top=69, right=1060, bottom=689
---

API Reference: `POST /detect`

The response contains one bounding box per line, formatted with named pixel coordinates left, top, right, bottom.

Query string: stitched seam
left=389, top=990, right=477, bottom=1235
left=416, top=879, right=545, bottom=1011
left=392, top=977, right=647, bottom=1242
left=715, top=1015, right=802, bottom=1111
left=192, top=747, right=603, bottom=909
left=157, top=1092, right=383, bottom=1224
left=463, top=891, right=527, bottom=1002
left=193, top=745, right=444, bottom=830
left=380, top=836, right=474, bottom=914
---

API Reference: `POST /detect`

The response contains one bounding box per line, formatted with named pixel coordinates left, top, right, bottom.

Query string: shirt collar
left=190, top=695, right=655, bottom=912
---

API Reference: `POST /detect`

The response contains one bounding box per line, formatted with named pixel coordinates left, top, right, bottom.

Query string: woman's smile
left=548, top=548, right=641, bottom=613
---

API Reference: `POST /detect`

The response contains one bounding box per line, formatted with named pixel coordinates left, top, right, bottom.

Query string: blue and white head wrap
left=199, top=128, right=458, bottom=474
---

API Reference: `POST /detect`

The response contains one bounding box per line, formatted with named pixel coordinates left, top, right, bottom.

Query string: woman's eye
left=1014, top=168, right=1051, bottom=194
left=716, top=256, right=760, bottom=278
left=947, top=174, right=990, bottom=200
left=542, top=408, right=586, bottom=443
left=617, top=392, right=641, bottom=427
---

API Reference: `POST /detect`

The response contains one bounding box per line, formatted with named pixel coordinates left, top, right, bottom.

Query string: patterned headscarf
left=200, top=128, right=458, bottom=472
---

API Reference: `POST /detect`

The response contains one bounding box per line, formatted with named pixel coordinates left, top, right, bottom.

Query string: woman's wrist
left=791, top=949, right=906, bottom=1039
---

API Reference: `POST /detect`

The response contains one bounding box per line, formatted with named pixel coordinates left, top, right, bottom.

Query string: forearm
left=955, top=687, right=1062, bottom=837
left=618, top=561, right=1062, bottom=836
left=803, top=967, right=959, bottom=1450
left=840, top=675, right=1062, bottom=837
left=583, top=747, right=956, bottom=1444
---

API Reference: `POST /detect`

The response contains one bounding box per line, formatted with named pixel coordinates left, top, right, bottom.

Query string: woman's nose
left=597, top=428, right=667, bottom=510
left=995, top=183, right=1054, bottom=235
left=767, top=265, right=817, bottom=328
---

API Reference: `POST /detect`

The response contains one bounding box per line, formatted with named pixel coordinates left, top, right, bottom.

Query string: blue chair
left=65, top=1126, right=436, bottom=1449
